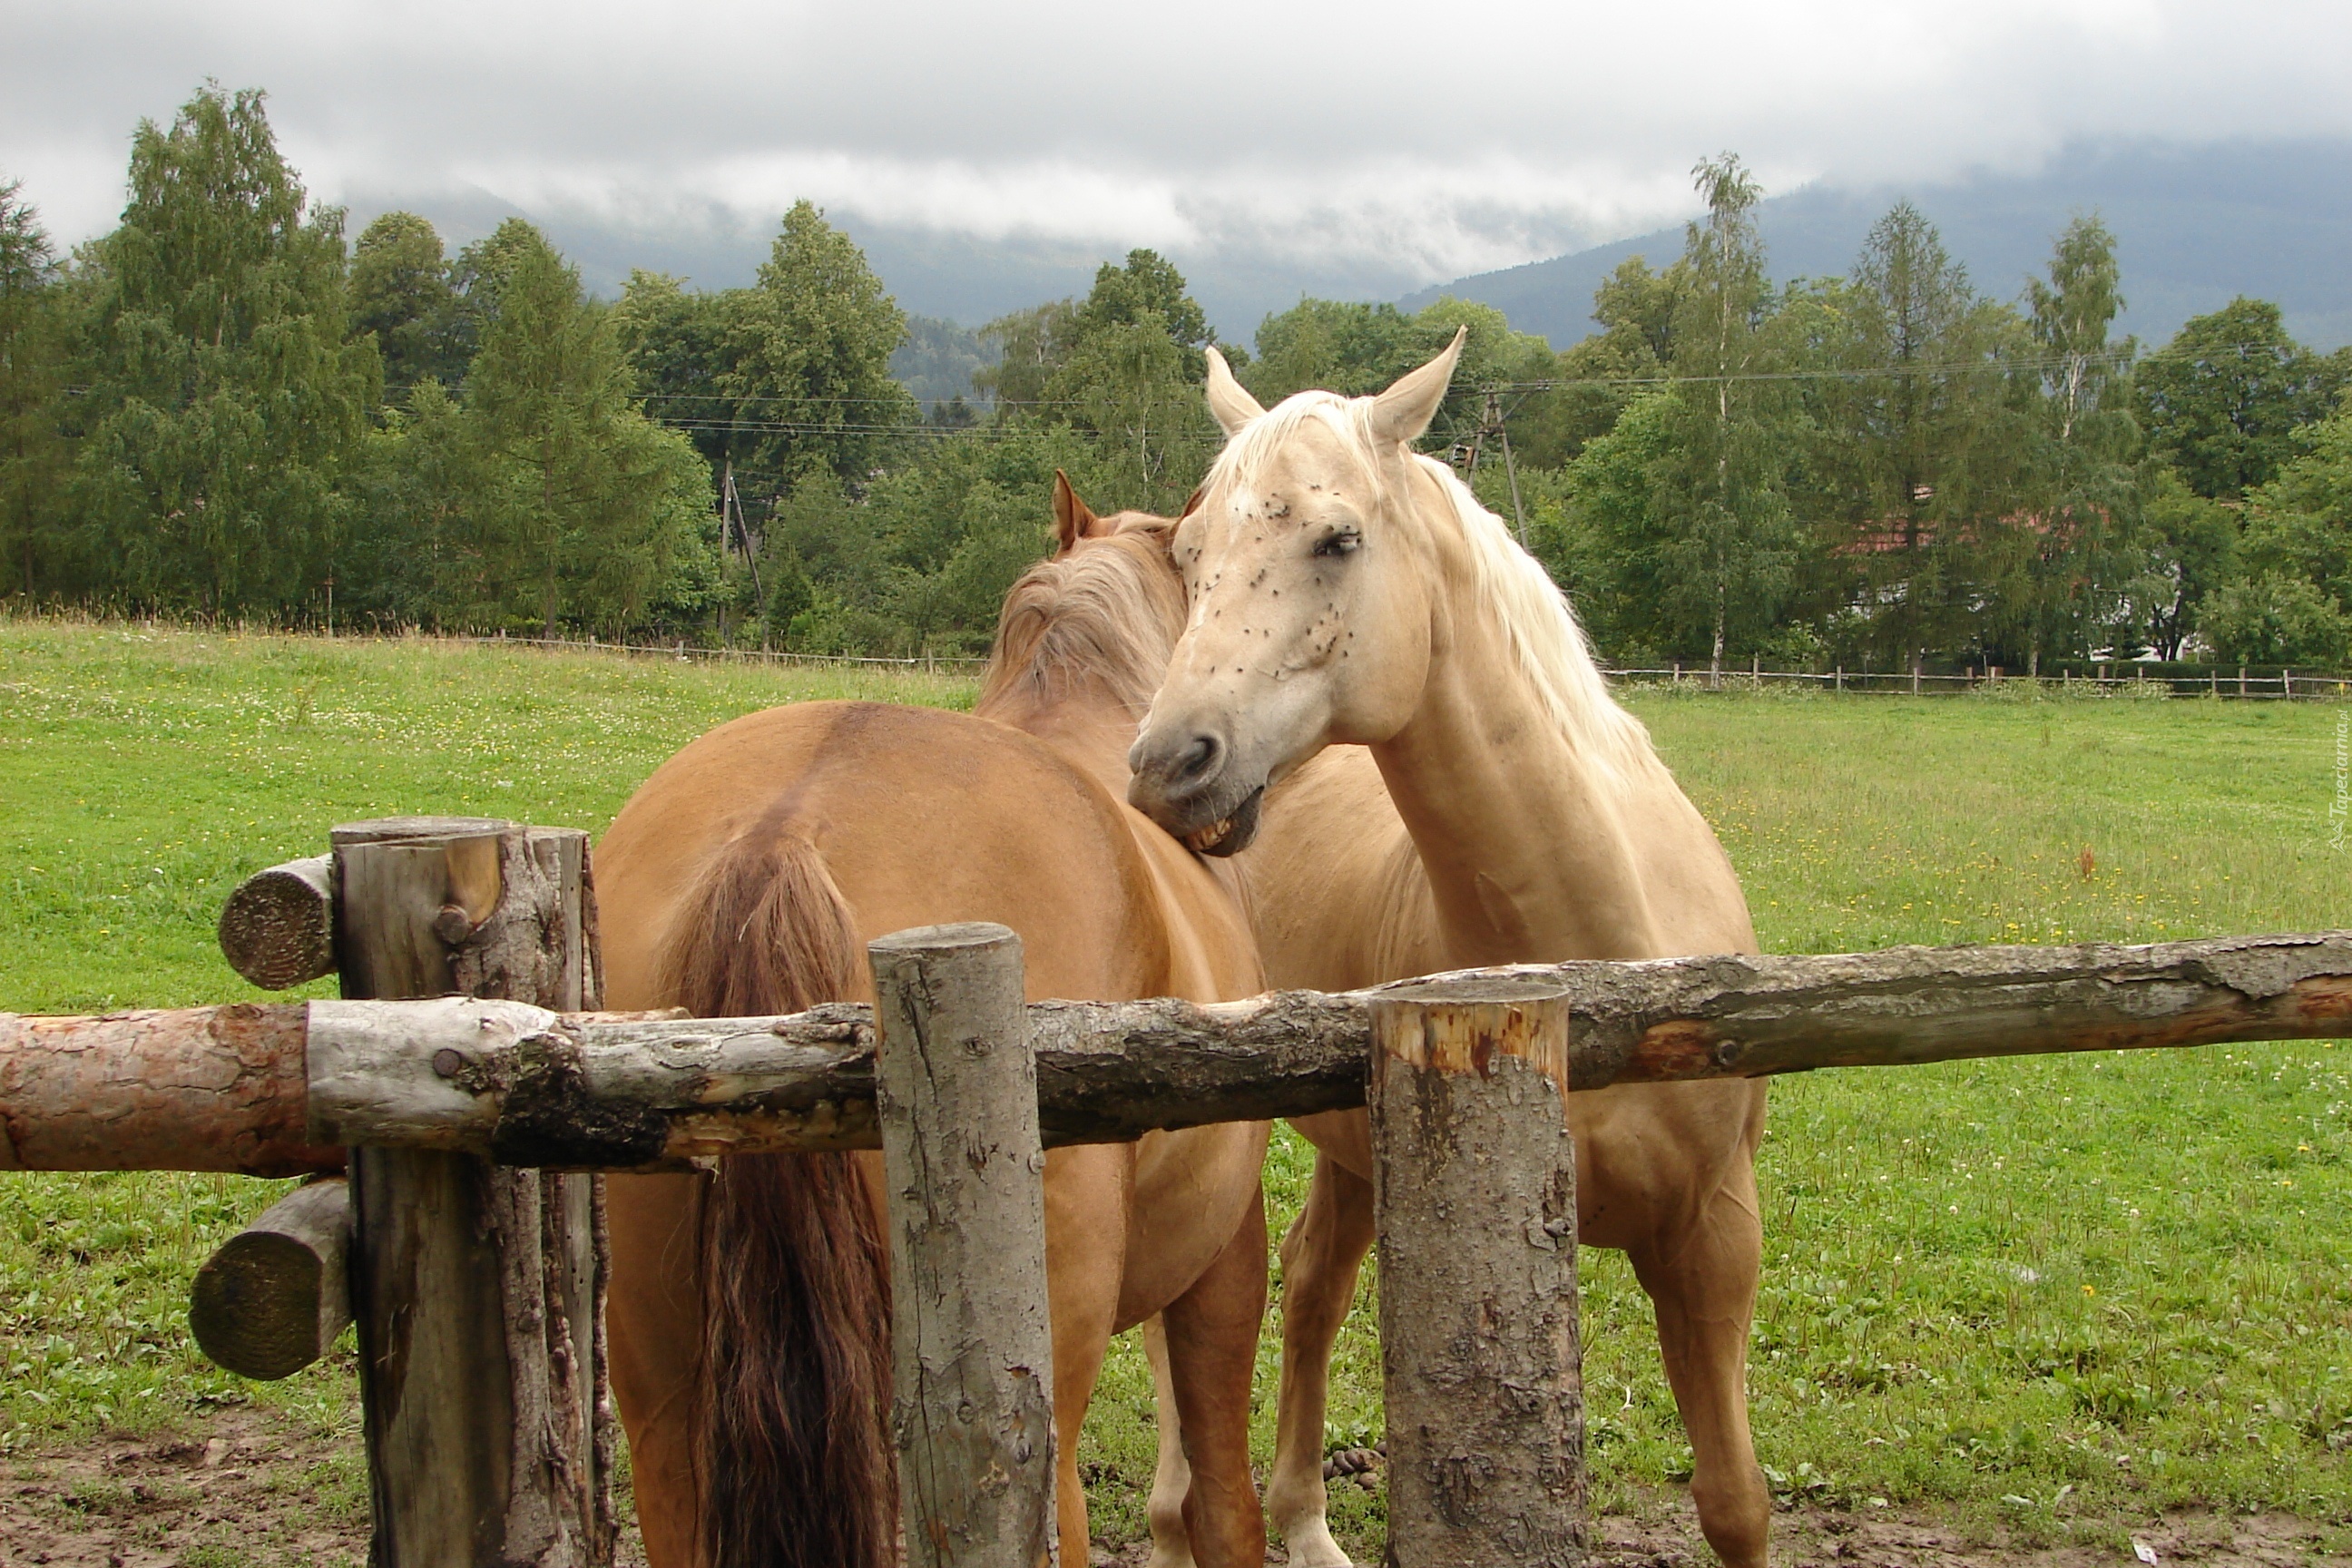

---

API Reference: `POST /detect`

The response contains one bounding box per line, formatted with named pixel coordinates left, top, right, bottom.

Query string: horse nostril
left=1177, top=733, right=1223, bottom=782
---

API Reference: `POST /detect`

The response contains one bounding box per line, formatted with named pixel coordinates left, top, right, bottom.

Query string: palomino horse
left=596, top=482, right=1271, bottom=1568
left=1127, top=338, right=1775, bottom=1568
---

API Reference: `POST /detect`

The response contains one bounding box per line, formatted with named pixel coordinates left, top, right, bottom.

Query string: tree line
left=4, top=89, right=2349, bottom=671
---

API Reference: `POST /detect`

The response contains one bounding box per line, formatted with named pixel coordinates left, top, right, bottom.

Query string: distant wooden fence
left=1611, top=660, right=2352, bottom=699
left=5, top=815, right=2352, bottom=1565
left=463, top=632, right=986, bottom=672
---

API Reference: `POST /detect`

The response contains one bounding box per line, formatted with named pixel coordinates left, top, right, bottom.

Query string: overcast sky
left=6, top=0, right=2352, bottom=285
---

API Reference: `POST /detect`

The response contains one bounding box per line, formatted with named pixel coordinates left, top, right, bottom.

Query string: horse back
left=598, top=700, right=1173, bottom=1011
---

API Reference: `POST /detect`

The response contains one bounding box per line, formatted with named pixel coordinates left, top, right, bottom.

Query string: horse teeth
left=1187, top=818, right=1233, bottom=852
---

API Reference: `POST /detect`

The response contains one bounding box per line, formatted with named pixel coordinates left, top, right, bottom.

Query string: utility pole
left=1465, top=390, right=1531, bottom=548
left=720, top=462, right=765, bottom=613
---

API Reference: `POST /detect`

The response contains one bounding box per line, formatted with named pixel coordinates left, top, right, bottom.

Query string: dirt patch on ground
left=1086, top=1491, right=2352, bottom=1567
left=0, top=1405, right=650, bottom=1568
left=0, top=1406, right=366, bottom=1568
left=6, top=1409, right=2344, bottom=1568
left=1583, top=1496, right=2352, bottom=1568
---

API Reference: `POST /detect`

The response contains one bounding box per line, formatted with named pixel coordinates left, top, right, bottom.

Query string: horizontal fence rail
left=10, top=930, right=2350, bottom=1174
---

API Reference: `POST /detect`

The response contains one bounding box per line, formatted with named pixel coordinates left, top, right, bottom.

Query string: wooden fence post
left=1369, top=977, right=1584, bottom=1568
left=870, top=923, right=1056, bottom=1568
left=332, top=817, right=613, bottom=1568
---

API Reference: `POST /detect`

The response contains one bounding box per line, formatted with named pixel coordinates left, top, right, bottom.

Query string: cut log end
left=189, top=1178, right=352, bottom=1380
left=1370, top=977, right=1572, bottom=1087
left=191, top=1230, right=330, bottom=1379
left=217, top=856, right=338, bottom=991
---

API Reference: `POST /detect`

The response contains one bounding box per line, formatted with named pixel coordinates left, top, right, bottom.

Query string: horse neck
left=980, top=675, right=1148, bottom=806
left=1372, top=526, right=1668, bottom=967
left=984, top=657, right=1261, bottom=1002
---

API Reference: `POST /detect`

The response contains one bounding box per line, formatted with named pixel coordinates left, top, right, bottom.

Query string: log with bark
left=5, top=931, right=2351, bottom=1171
left=299, top=929, right=2352, bottom=1163
left=872, top=924, right=1057, bottom=1568
left=1371, top=978, right=1584, bottom=1567
left=0, top=1004, right=338, bottom=1175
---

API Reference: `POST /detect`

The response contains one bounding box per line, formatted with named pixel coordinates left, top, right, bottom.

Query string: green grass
left=1073, top=687, right=2352, bottom=1550
left=4, top=622, right=2350, bottom=1552
left=0, top=620, right=970, bottom=1463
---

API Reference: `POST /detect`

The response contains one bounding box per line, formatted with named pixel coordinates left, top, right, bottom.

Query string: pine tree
left=463, top=226, right=714, bottom=633
left=1817, top=201, right=2034, bottom=666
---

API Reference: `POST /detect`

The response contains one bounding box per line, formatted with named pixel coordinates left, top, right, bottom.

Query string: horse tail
left=661, top=828, right=895, bottom=1568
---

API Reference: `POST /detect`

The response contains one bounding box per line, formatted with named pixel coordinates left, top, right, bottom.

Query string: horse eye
left=1312, top=529, right=1360, bottom=559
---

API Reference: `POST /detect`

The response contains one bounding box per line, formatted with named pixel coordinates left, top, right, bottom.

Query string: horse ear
left=1371, top=326, right=1466, bottom=446
left=1051, top=470, right=1102, bottom=556
left=1203, top=347, right=1266, bottom=436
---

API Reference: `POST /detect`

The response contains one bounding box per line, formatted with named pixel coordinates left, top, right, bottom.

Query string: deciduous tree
left=351, top=212, right=466, bottom=392
left=68, top=84, right=378, bottom=617
left=1635, top=156, right=1801, bottom=675
left=722, top=201, right=916, bottom=485
left=2137, top=298, right=2344, bottom=500
left=0, top=180, right=66, bottom=596
left=1996, top=215, right=2141, bottom=668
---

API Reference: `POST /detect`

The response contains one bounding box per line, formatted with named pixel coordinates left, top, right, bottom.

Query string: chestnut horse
left=595, top=483, right=1269, bottom=1568
left=1128, top=339, right=1775, bottom=1568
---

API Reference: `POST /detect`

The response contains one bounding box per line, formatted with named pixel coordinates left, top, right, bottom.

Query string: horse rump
left=662, top=829, right=895, bottom=1568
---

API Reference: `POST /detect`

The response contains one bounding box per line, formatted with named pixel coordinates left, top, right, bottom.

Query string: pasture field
left=2, top=619, right=2349, bottom=1563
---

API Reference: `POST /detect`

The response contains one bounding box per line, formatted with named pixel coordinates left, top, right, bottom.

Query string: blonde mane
left=1206, top=391, right=1652, bottom=775
left=978, top=514, right=1188, bottom=721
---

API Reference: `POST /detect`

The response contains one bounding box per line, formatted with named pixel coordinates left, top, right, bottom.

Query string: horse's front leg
left=1044, top=1143, right=1132, bottom=1568
left=1264, top=1145, right=1375, bottom=1568
left=1158, top=1182, right=1269, bottom=1568
left=1628, top=1160, right=1771, bottom=1568
left=1142, top=1318, right=1198, bottom=1568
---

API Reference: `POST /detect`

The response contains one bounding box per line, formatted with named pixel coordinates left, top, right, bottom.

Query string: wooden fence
left=1611, top=661, right=2352, bottom=699
left=5, top=815, right=2352, bottom=1565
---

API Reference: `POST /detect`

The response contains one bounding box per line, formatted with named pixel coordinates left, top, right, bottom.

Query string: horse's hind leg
left=605, top=1171, right=708, bottom=1568
left=1629, top=1161, right=1770, bottom=1568
left=1142, top=1318, right=1199, bottom=1568
left=1264, top=1151, right=1374, bottom=1568
left=1159, top=1184, right=1269, bottom=1568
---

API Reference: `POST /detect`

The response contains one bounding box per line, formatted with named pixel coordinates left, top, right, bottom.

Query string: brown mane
left=977, top=514, right=1184, bottom=721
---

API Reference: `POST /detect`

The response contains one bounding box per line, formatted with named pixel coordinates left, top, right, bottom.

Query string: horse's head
left=1126, top=332, right=1465, bottom=855
left=978, top=474, right=1188, bottom=726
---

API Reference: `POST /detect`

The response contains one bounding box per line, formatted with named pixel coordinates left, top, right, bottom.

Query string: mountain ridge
left=1402, top=139, right=2352, bottom=349
left=338, top=136, right=2352, bottom=351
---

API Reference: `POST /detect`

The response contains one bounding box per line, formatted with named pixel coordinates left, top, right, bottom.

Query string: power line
left=1485, top=348, right=2142, bottom=395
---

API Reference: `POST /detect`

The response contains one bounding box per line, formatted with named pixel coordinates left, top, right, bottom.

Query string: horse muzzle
left=1128, top=727, right=1267, bottom=858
